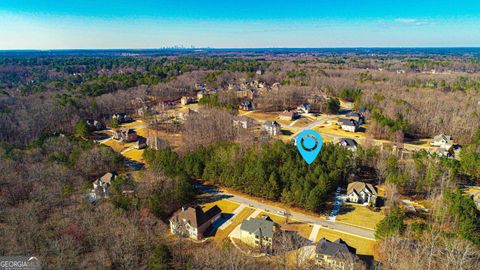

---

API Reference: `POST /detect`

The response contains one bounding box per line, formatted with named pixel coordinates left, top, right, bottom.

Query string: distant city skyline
left=1, top=0, right=480, bottom=49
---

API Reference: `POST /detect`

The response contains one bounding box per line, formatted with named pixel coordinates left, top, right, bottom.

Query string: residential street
left=194, top=183, right=376, bottom=240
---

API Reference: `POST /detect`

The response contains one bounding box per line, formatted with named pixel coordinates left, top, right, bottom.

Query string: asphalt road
left=195, top=183, right=376, bottom=240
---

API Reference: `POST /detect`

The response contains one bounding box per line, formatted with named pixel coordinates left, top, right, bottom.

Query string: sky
left=1, top=0, right=480, bottom=49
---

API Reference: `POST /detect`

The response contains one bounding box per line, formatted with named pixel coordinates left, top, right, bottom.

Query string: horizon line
left=2, top=46, right=480, bottom=52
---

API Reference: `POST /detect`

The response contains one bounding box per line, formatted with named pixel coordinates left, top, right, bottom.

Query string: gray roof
left=338, top=118, right=356, bottom=126
left=240, top=217, right=274, bottom=238
left=340, top=138, right=357, bottom=147
left=316, top=238, right=355, bottom=257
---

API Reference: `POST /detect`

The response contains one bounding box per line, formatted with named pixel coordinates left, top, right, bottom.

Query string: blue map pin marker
left=296, top=130, right=323, bottom=165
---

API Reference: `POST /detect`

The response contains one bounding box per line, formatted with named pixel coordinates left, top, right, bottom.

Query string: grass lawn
left=103, top=139, right=126, bottom=152
left=336, top=204, right=385, bottom=230
left=202, top=199, right=240, bottom=214
left=259, top=212, right=313, bottom=240
left=120, top=120, right=143, bottom=129
left=135, top=127, right=150, bottom=138
left=314, top=228, right=378, bottom=258
left=247, top=111, right=281, bottom=122
left=214, top=207, right=255, bottom=243
left=314, top=123, right=368, bottom=140
left=123, top=149, right=145, bottom=163
left=292, top=117, right=313, bottom=128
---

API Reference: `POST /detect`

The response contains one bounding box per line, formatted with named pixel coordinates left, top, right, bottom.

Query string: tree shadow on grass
left=205, top=213, right=234, bottom=237
left=124, top=157, right=144, bottom=171
left=337, top=204, right=355, bottom=216
left=196, top=194, right=234, bottom=204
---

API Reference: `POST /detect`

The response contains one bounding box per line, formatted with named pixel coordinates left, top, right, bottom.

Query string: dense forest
left=144, top=141, right=353, bottom=212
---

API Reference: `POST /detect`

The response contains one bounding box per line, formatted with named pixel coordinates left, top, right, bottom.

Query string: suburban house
left=147, top=136, right=168, bottom=150
left=169, top=205, right=221, bottom=240
left=297, top=103, right=311, bottom=114
left=279, top=110, right=300, bottom=121
left=315, top=238, right=357, bottom=270
left=430, top=134, right=454, bottom=149
left=239, top=100, right=255, bottom=111
left=113, top=128, right=138, bottom=143
left=180, top=96, right=194, bottom=105
left=86, top=119, right=105, bottom=131
left=112, top=113, right=132, bottom=124
left=262, top=121, right=281, bottom=136
left=239, top=217, right=275, bottom=250
left=346, top=182, right=378, bottom=205
left=178, top=108, right=198, bottom=121
left=134, top=137, right=147, bottom=149
left=346, top=112, right=365, bottom=125
left=93, top=172, right=116, bottom=197
left=233, top=116, right=251, bottom=129
left=338, top=138, right=358, bottom=151
left=338, top=118, right=359, bottom=132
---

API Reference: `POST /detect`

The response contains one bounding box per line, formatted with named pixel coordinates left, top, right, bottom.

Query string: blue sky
left=1, top=0, right=480, bottom=49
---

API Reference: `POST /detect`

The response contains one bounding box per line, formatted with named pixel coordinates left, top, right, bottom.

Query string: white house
left=346, top=182, right=377, bottom=205
left=263, top=121, right=281, bottom=136
left=430, top=134, right=453, bottom=149
left=338, top=118, right=359, bottom=133
left=93, top=172, right=116, bottom=197
left=297, top=103, right=311, bottom=114
left=338, top=138, right=358, bottom=151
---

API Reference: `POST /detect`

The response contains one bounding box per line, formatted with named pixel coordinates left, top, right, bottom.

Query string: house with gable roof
left=169, top=205, right=221, bottom=240
left=315, top=238, right=357, bottom=270
left=346, top=181, right=378, bottom=205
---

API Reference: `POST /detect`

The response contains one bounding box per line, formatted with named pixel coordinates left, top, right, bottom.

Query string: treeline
left=144, top=140, right=354, bottom=212
left=1, top=56, right=268, bottom=96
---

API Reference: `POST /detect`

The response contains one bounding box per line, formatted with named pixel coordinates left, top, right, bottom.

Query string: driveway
left=329, top=186, right=346, bottom=221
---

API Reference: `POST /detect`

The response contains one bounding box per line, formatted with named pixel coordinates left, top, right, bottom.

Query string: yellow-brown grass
left=202, top=199, right=240, bottom=214
left=335, top=204, right=385, bottom=230
left=123, top=149, right=145, bottom=163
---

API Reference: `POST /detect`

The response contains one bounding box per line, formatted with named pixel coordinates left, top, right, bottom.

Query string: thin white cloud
left=395, top=18, right=429, bottom=26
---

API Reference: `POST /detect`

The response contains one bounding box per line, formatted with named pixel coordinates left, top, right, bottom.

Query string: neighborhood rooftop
left=240, top=217, right=274, bottom=238
left=173, top=205, right=221, bottom=228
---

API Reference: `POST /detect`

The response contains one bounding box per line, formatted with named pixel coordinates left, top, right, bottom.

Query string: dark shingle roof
left=340, top=138, right=357, bottom=147
left=316, top=238, right=355, bottom=258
